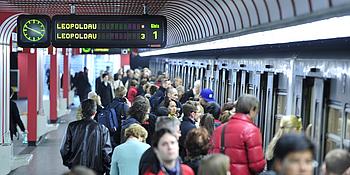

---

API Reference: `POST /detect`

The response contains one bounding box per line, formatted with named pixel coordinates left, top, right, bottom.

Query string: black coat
left=10, top=100, right=25, bottom=140
left=180, top=89, right=194, bottom=104
left=179, top=117, right=196, bottom=159
left=139, top=147, right=159, bottom=175
left=75, top=73, right=91, bottom=97
left=60, top=118, right=112, bottom=175
left=95, top=77, right=101, bottom=93
left=97, top=82, right=113, bottom=107
left=149, top=87, right=167, bottom=114
left=183, top=155, right=204, bottom=175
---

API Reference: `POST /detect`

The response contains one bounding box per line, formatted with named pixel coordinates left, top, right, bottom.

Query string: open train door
left=259, top=72, right=277, bottom=151
left=299, top=75, right=329, bottom=173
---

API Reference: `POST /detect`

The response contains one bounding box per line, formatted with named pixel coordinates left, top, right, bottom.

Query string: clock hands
left=25, top=26, right=44, bottom=36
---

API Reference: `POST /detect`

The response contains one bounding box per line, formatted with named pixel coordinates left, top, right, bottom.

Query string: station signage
left=52, top=15, right=166, bottom=48
left=17, top=15, right=51, bottom=48
left=80, top=48, right=121, bottom=54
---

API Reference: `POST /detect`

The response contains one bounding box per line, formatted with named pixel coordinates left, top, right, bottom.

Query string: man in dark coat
left=97, top=73, right=113, bottom=107
left=179, top=103, right=199, bottom=159
left=60, top=99, right=112, bottom=175
left=95, top=70, right=104, bottom=93
left=149, top=78, right=171, bottom=114
left=9, top=88, right=26, bottom=141
left=180, top=80, right=201, bottom=104
left=76, top=71, right=91, bottom=102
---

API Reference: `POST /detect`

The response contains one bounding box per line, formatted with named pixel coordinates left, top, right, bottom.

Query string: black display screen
left=17, top=15, right=51, bottom=48
left=52, top=15, right=166, bottom=48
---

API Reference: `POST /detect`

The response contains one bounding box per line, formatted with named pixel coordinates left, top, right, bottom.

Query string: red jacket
left=127, top=86, right=138, bottom=103
left=210, top=113, right=265, bottom=175
left=143, top=164, right=194, bottom=175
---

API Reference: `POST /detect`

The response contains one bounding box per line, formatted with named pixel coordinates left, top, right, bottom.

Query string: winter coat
left=210, top=113, right=266, bottom=175
left=127, top=86, right=138, bottom=103
left=97, top=82, right=113, bottom=107
left=110, top=139, right=150, bottom=175
left=60, top=118, right=112, bottom=175
left=183, top=155, right=205, bottom=175
left=149, top=87, right=167, bottom=114
left=180, top=89, right=194, bottom=104
left=139, top=147, right=159, bottom=175
left=179, top=117, right=196, bottom=159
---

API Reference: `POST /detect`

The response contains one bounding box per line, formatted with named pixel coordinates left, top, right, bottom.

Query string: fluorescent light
left=139, top=15, right=350, bottom=57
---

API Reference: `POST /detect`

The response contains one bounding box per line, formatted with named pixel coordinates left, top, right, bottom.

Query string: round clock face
left=22, top=19, right=46, bottom=42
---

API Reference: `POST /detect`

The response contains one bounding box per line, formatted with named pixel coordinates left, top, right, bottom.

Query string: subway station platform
left=8, top=109, right=76, bottom=175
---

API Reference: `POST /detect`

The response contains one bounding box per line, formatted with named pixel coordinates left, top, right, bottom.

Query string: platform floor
left=9, top=109, right=77, bottom=175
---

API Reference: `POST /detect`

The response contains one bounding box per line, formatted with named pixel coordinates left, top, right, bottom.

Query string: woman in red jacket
left=127, top=79, right=138, bottom=104
left=143, top=128, right=194, bottom=175
left=210, top=94, right=266, bottom=175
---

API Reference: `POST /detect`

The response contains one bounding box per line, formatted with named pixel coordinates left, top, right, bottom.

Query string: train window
left=325, top=138, right=340, bottom=153
left=327, top=107, right=342, bottom=136
left=276, top=94, right=287, bottom=115
left=346, top=112, right=350, bottom=139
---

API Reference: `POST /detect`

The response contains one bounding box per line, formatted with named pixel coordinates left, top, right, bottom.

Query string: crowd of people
left=60, top=67, right=350, bottom=175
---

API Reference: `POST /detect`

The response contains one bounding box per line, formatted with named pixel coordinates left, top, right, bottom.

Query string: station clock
left=17, top=15, right=51, bottom=48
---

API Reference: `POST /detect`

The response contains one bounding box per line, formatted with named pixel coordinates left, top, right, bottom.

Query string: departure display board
left=52, top=15, right=166, bottom=48
left=17, top=15, right=51, bottom=48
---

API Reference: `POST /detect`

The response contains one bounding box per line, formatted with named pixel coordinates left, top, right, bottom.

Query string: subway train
left=149, top=43, right=350, bottom=165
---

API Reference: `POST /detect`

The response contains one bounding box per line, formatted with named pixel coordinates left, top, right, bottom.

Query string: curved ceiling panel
left=1, top=0, right=350, bottom=47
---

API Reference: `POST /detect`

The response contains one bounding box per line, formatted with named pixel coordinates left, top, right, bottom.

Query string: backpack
left=97, top=100, right=125, bottom=133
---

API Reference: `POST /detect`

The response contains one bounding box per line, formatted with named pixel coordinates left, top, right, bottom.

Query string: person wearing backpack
left=98, top=86, right=129, bottom=148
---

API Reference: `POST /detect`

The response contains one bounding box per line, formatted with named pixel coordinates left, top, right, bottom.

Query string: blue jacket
left=120, top=117, right=140, bottom=143
left=110, top=139, right=150, bottom=175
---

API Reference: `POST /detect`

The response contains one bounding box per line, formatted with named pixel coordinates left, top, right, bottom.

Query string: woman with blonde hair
left=265, top=115, right=302, bottom=170
left=110, top=123, right=150, bottom=175
left=197, top=154, right=231, bottom=175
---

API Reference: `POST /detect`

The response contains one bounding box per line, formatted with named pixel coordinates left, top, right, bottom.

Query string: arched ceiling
left=1, top=0, right=350, bottom=47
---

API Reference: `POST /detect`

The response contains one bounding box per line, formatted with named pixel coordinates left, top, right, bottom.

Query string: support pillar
left=49, top=47, right=58, bottom=123
left=62, top=48, right=69, bottom=108
left=26, top=48, right=37, bottom=146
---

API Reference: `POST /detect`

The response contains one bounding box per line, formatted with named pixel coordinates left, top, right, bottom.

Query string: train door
left=259, top=72, right=276, bottom=150
left=195, top=65, right=200, bottom=81
left=205, top=65, right=210, bottom=89
left=189, top=66, right=193, bottom=88
left=240, top=70, right=247, bottom=96
left=272, top=74, right=288, bottom=136
left=199, top=66, right=207, bottom=89
left=229, top=69, right=238, bottom=101
left=183, top=65, right=188, bottom=90
left=253, top=72, right=262, bottom=125
left=247, top=72, right=254, bottom=95
left=213, top=65, right=220, bottom=102
left=236, top=71, right=242, bottom=98
left=220, top=68, right=230, bottom=105
left=301, top=77, right=329, bottom=165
